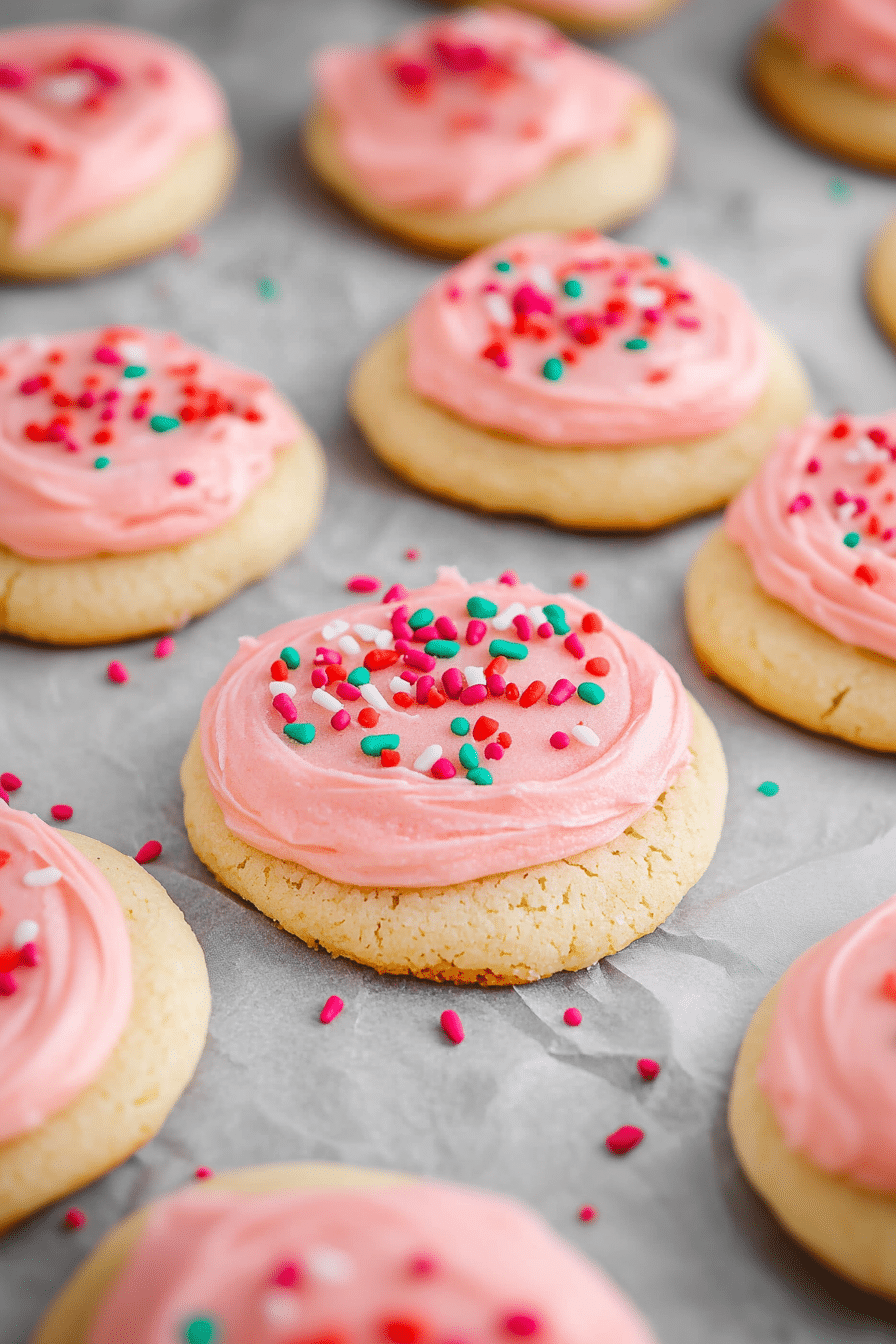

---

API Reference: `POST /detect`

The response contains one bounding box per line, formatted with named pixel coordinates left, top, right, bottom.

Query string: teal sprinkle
left=624, top=337, right=649, bottom=351
left=122, top=364, right=147, bottom=379
left=542, top=603, right=570, bottom=636
left=757, top=780, right=780, bottom=797
left=467, top=767, right=493, bottom=786
left=93, top=455, right=110, bottom=469
left=425, top=639, right=460, bottom=659
left=183, top=1319, right=216, bottom=1344
left=655, top=253, right=671, bottom=268
left=563, top=278, right=583, bottom=298
left=829, top=176, right=851, bottom=202
left=488, top=639, right=528, bottom=661
left=450, top=717, right=470, bottom=736
left=459, top=743, right=479, bottom=770
left=844, top=532, right=860, bottom=548
left=279, top=645, right=300, bottom=669
left=284, top=723, right=315, bottom=745
left=467, top=596, right=498, bottom=619
left=257, top=276, right=280, bottom=300
left=347, top=666, right=370, bottom=685
left=361, top=734, right=400, bottom=757
left=408, top=607, right=434, bottom=630
left=149, top=414, right=179, bottom=433
left=577, top=683, right=605, bottom=706
left=494, top=260, right=512, bottom=272
left=542, top=357, right=564, bottom=381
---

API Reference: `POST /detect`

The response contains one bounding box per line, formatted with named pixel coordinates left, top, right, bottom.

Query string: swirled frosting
left=313, top=8, right=647, bottom=211
left=771, top=0, right=896, bottom=95
left=199, top=567, right=692, bottom=888
left=407, top=232, right=768, bottom=446
left=726, top=414, right=896, bottom=661
left=0, top=326, right=301, bottom=560
left=759, top=895, right=896, bottom=1191
left=0, top=805, right=132, bottom=1145
left=0, top=24, right=227, bottom=253
left=87, top=1182, right=657, bottom=1344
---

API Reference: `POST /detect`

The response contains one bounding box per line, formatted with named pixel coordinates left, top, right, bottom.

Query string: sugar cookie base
left=0, top=129, right=238, bottom=280
left=445, top=0, right=686, bottom=36
left=180, top=695, right=727, bottom=985
left=751, top=29, right=896, bottom=172
left=303, top=98, right=674, bottom=257
left=0, top=426, right=326, bottom=645
left=33, top=1163, right=406, bottom=1344
left=685, top=528, right=896, bottom=752
left=349, top=323, right=810, bottom=530
left=730, top=981, right=896, bottom=1300
left=867, top=215, right=896, bottom=350
left=0, top=833, right=210, bottom=1234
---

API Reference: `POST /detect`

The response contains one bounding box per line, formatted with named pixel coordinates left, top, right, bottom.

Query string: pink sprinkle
left=194, top=1166, right=214, bottom=1180
left=273, top=692, right=297, bottom=723
left=0, top=64, right=30, bottom=89
left=637, top=1058, right=661, bottom=1081
left=676, top=315, right=701, bottom=330
left=460, top=684, right=488, bottom=706
left=404, top=648, right=436, bottom=672
left=315, top=647, right=342, bottom=665
left=383, top=584, right=409, bottom=603
left=70, top=56, right=121, bottom=88
left=347, top=575, right=380, bottom=593
left=432, top=758, right=456, bottom=779
left=446, top=284, right=463, bottom=301
left=320, top=994, right=344, bottom=1024
left=0, top=773, right=21, bottom=791
left=564, top=1007, right=582, bottom=1026
left=405, top=548, right=420, bottom=561
left=512, top=614, right=533, bottom=641
left=513, top=283, right=553, bottom=318
left=537, top=623, right=553, bottom=639
left=400, top=669, right=419, bottom=684
left=605, top=1125, right=644, bottom=1156
left=550, top=732, right=570, bottom=750
left=77, top=390, right=96, bottom=409
left=311, top=668, right=327, bottom=688
left=483, top=742, right=503, bottom=760
left=50, top=804, right=73, bottom=821
left=487, top=675, right=506, bottom=697
left=132, top=404, right=148, bottom=420
left=104, top=388, right=121, bottom=402
left=466, top=619, right=487, bottom=645
left=435, top=615, right=458, bottom=639
left=412, top=625, right=437, bottom=644
left=336, top=681, right=361, bottom=701
left=416, top=675, right=435, bottom=704
left=173, top=470, right=195, bottom=487
left=63, top=1208, right=87, bottom=1230
left=0, top=786, right=7, bottom=804
left=0, top=972, right=17, bottom=996
left=442, top=668, right=464, bottom=700
left=504, top=1315, right=540, bottom=1337
left=547, top=679, right=576, bottom=705
left=578, top=1205, right=597, bottom=1223
left=18, top=942, right=39, bottom=968
left=19, top=375, right=50, bottom=395
left=107, top=660, right=129, bottom=684
left=154, top=636, right=176, bottom=659
left=564, top=633, right=585, bottom=659
left=834, top=489, right=850, bottom=506
left=393, top=59, right=429, bottom=87
left=410, top=1254, right=438, bottom=1276
left=331, top=709, right=351, bottom=731
left=498, top=570, right=518, bottom=585
left=272, top=1259, right=302, bottom=1287
left=179, top=234, right=203, bottom=257
left=788, top=492, right=812, bottom=514
left=440, top=1009, right=464, bottom=1044
left=94, top=345, right=121, bottom=365
left=806, top=458, right=821, bottom=474
left=135, top=840, right=162, bottom=864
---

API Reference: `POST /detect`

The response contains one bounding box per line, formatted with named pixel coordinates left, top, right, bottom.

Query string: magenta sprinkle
left=272, top=692, right=297, bottom=723
left=0, top=786, right=8, bottom=804
left=320, top=995, right=344, bottom=1024
left=173, top=470, right=195, bottom=487
left=788, top=493, right=812, bottom=514
left=512, top=614, right=533, bottom=641
left=94, top=345, right=121, bottom=365
left=393, top=620, right=413, bottom=642
left=487, top=675, right=506, bottom=697
left=0, top=64, right=30, bottom=89
left=412, top=624, right=438, bottom=643
left=435, top=615, right=458, bottom=639
left=806, top=458, right=821, bottom=474
left=331, top=709, right=351, bottom=731
left=442, top=668, right=464, bottom=699
left=18, top=942, right=39, bottom=968
left=107, top=660, right=129, bottom=684
left=605, top=1125, right=644, bottom=1156
left=132, top=403, right=148, bottom=420
left=70, top=55, right=122, bottom=87
left=483, top=742, right=504, bottom=760
left=0, top=972, right=17, bottom=997
left=537, top=623, right=553, bottom=639
left=431, top=758, right=457, bottom=779
left=311, top=668, right=327, bottom=688
left=154, top=636, right=176, bottom=659
left=410, top=1255, right=439, bottom=1276
left=336, top=681, right=362, bottom=701
left=393, top=59, right=428, bottom=87
left=548, top=678, right=576, bottom=705
left=440, top=1009, right=464, bottom=1044
left=50, top=804, right=73, bottom=821
left=77, top=390, right=95, bottom=409
left=103, top=388, right=121, bottom=402
left=466, top=619, right=487, bottom=645
left=405, top=548, right=420, bottom=560
left=404, top=648, right=436, bottom=672
left=564, top=1007, right=582, bottom=1026
left=498, top=570, right=518, bottom=585
left=0, top=773, right=21, bottom=792
left=504, top=1315, right=540, bottom=1337
left=550, top=732, right=570, bottom=749
left=315, top=647, right=341, bottom=665
left=19, top=375, right=49, bottom=395
left=579, top=1205, right=597, bottom=1223
left=416, top=675, right=435, bottom=705
left=273, top=1260, right=302, bottom=1287
left=637, top=1058, right=661, bottom=1081
left=346, top=575, right=380, bottom=593
left=135, top=840, right=162, bottom=864
left=564, top=633, right=585, bottom=659
left=63, top=1208, right=87, bottom=1231
left=194, top=1166, right=214, bottom=1180
left=513, top=283, right=553, bottom=318
left=400, top=669, right=419, bottom=684
left=383, top=584, right=409, bottom=603
left=460, top=684, right=488, bottom=706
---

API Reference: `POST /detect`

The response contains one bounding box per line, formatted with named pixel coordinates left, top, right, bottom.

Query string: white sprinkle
left=270, top=681, right=296, bottom=698
left=492, top=601, right=526, bottom=630
left=414, top=744, right=442, bottom=773
left=118, top=340, right=148, bottom=364
left=22, top=867, right=63, bottom=887
left=12, top=919, right=38, bottom=950
left=528, top=605, right=547, bottom=624
left=306, top=1246, right=353, bottom=1284
left=464, top=665, right=486, bottom=686
left=263, top=1290, right=301, bottom=1327
left=338, top=635, right=361, bottom=658
left=374, top=628, right=394, bottom=649
left=630, top=284, right=665, bottom=308
left=844, top=436, right=888, bottom=465
left=322, top=619, right=350, bottom=640
left=516, top=53, right=554, bottom=84
left=572, top=723, right=601, bottom=747
left=484, top=292, right=513, bottom=326
left=40, top=72, right=91, bottom=104
left=530, top=264, right=554, bottom=293
left=360, top=683, right=391, bottom=712
left=836, top=501, right=859, bottom=523
left=312, top=688, right=342, bottom=714
left=390, top=677, right=409, bottom=694
left=353, top=623, right=382, bottom=642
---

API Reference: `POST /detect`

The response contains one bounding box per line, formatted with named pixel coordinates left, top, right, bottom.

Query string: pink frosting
left=772, top=0, right=896, bottom=95
left=199, top=567, right=692, bottom=888
left=0, top=24, right=227, bottom=253
left=0, top=326, right=302, bottom=560
left=759, top=895, right=896, bottom=1191
left=87, top=1182, right=657, bottom=1344
left=726, top=414, right=896, bottom=661
left=0, top=804, right=132, bottom=1144
left=313, top=8, right=647, bottom=211
left=408, top=232, right=768, bottom=446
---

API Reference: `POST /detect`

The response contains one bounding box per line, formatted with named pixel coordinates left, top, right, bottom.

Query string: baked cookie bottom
left=349, top=323, right=810, bottom=530
left=34, top=1163, right=405, bottom=1344
left=0, top=833, right=210, bottom=1234
left=303, top=98, right=674, bottom=257
left=444, top=0, right=687, bottom=37
left=730, top=982, right=896, bottom=1301
left=866, top=214, right=896, bottom=350
left=685, top=528, right=896, bottom=752
left=0, top=128, right=238, bottom=281
left=0, top=426, right=326, bottom=646
left=751, top=29, right=896, bottom=172
left=180, top=695, right=727, bottom=986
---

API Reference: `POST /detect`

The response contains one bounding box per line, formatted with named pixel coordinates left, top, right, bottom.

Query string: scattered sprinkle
left=23, top=866, right=63, bottom=887
left=184, top=1319, right=216, bottom=1344
left=757, top=780, right=779, bottom=797
left=569, top=571, right=588, bottom=588
left=154, top=636, right=176, bottom=659
left=257, top=276, right=280, bottom=301
left=194, top=1166, right=214, bottom=1180
left=498, top=570, right=518, bottom=586
left=405, top=548, right=419, bottom=560
left=106, top=659, right=129, bottom=684
left=550, top=732, right=570, bottom=750
left=637, top=1058, right=661, bottom=1081
left=50, top=804, right=73, bottom=822
left=347, top=575, right=380, bottom=593
left=63, top=1208, right=87, bottom=1231
left=843, top=531, right=860, bottom=548
left=135, top=840, right=163, bottom=864
left=605, top=1125, right=644, bottom=1156
left=578, top=1205, right=597, bottom=1223
left=440, top=1009, right=464, bottom=1045
left=0, top=773, right=21, bottom=792
left=542, top=357, right=563, bottom=381
left=829, top=176, right=850, bottom=202
left=320, top=995, right=344, bottom=1024
left=564, top=1007, right=582, bottom=1026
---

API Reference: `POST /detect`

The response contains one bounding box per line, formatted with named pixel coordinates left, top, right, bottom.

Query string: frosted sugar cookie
left=453, top=0, right=687, bottom=38
left=751, top=1, right=896, bottom=171
left=182, top=567, right=727, bottom=984
left=0, top=326, right=326, bottom=645
left=305, top=9, right=674, bottom=255
left=685, top=414, right=896, bottom=752
left=34, top=1163, right=659, bottom=1344
left=0, top=803, right=210, bottom=1232
left=730, top=895, right=896, bottom=1299
left=0, top=24, right=237, bottom=278
left=351, top=231, right=811, bottom=529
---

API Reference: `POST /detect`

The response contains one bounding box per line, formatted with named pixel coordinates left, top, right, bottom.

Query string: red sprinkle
left=581, top=612, right=602, bottom=633
left=50, top=804, right=73, bottom=822
left=880, top=971, right=896, bottom=1000
left=440, top=1009, right=464, bottom=1044
left=569, top=572, right=588, bottom=589
left=347, top=575, right=380, bottom=593
left=637, top=1058, right=661, bottom=1081
left=194, top=1166, right=214, bottom=1180
left=393, top=692, right=414, bottom=709
left=586, top=657, right=610, bottom=677
left=384, top=1321, right=423, bottom=1344
left=63, top=1208, right=87, bottom=1230
left=0, top=972, right=16, bottom=997
left=320, top=995, right=344, bottom=1024
left=154, top=636, right=176, bottom=659
left=358, top=707, right=380, bottom=728
left=497, top=732, right=512, bottom=748
left=270, top=658, right=289, bottom=681
left=135, top=840, right=163, bottom=864
left=381, top=749, right=401, bottom=767
left=578, top=1205, right=598, bottom=1223
left=855, top=563, right=879, bottom=585
left=605, top=1125, right=644, bottom=1156
left=505, top=683, right=520, bottom=702
left=107, top=660, right=129, bottom=684
left=520, top=680, right=546, bottom=708
left=0, top=773, right=21, bottom=792
left=563, top=1007, right=582, bottom=1026
left=485, top=655, right=508, bottom=678
left=365, top=649, right=400, bottom=671
left=473, top=716, right=498, bottom=741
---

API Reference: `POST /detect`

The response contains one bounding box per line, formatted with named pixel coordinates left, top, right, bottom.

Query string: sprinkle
left=270, top=680, right=296, bottom=698
left=843, top=531, right=860, bottom=547
left=448, top=716, right=471, bottom=739
left=320, top=995, right=344, bottom=1024
left=465, top=666, right=486, bottom=686
left=564, top=633, right=585, bottom=659
left=135, top=841, right=162, bottom=863
left=409, top=607, right=434, bottom=630
left=63, top=1208, right=87, bottom=1231
left=757, top=780, right=779, bottom=797
left=405, top=548, right=420, bottom=560
left=571, top=724, right=601, bottom=747
left=493, top=602, right=526, bottom=631
left=347, top=668, right=371, bottom=687
left=394, top=692, right=414, bottom=709
left=577, top=683, right=605, bottom=705
left=550, top=732, right=570, bottom=749
left=272, top=1260, right=302, bottom=1287
left=856, top=563, right=879, bottom=585
left=155, top=636, right=176, bottom=659
left=435, top=616, right=458, bottom=640
left=18, top=943, right=39, bottom=968
left=94, top=346, right=120, bottom=365
left=93, top=455, right=110, bottom=469
left=0, top=773, right=21, bottom=791
left=829, top=176, right=850, bottom=202
left=149, top=414, right=179, bottom=432
left=467, top=767, right=493, bottom=785
left=472, top=716, right=498, bottom=741
left=488, top=639, right=528, bottom=661
left=505, top=683, right=519, bottom=701
left=467, top=596, right=498, bottom=619
left=122, top=364, right=146, bottom=379
left=425, top=639, right=460, bottom=659
left=440, top=1009, right=464, bottom=1044
left=564, top=1007, right=582, bottom=1025
left=581, top=611, right=602, bottom=634
left=280, top=646, right=301, bottom=669
left=338, top=635, right=361, bottom=658
left=331, top=710, right=351, bottom=731
left=547, top=679, right=576, bottom=705
left=361, top=734, right=400, bottom=757
left=569, top=571, right=588, bottom=588
left=484, top=743, right=504, bottom=761
left=50, top=804, right=73, bottom=821
left=381, top=749, right=401, bottom=767
left=586, top=657, right=609, bottom=677
left=487, top=675, right=506, bottom=696
left=788, top=493, right=812, bottom=514
left=637, top=1058, right=661, bottom=1081
left=460, top=684, right=488, bottom=706
left=383, top=583, right=409, bottom=602
left=494, top=259, right=512, bottom=272
left=257, top=277, right=280, bottom=301
left=498, top=732, right=512, bottom=748
left=466, top=619, right=487, bottom=645
left=542, top=604, right=569, bottom=635
left=183, top=1319, right=216, bottom=1344
left=564, top=278, right=583, bottom=298
left=443, top=668, right=464, bottom=699
left=311, top=688, right=342, bottom=714
left=23, top=866, right=63, bottom=887
left=624, top=337, right=649, bottom=351
left=605, top=1125, right=644, bottom=1156
left=459, top=744, right=479, bottom=770
left=880, top=972, right=896, bottom=1000
left=402, top=647, right=436, bottom=672
left=578, top=1205, right=597, bottom=1223
left=409, top=1256, right=438, bottom=1276
left=0, top=973, right=16, bottom=996
left=655, top=253, right=671, bottom=267
left=504, top=1316, right=540, bottom=1337
left=498, top=570, right=518, bottom=585
left=336, top=682, right=361, bottom=702
left=194, top=1167, right=214, bottom=1180
left=414, top=745, right=442, bottom=773
left=512, top=614, right=533, bottom=641
left=285, top=723, right=316, bottom=744
left=542, top=357, right=563, bottom=381
left=347, top=575, right=380, bottom=593
left=432, top=758, right=456, bottom=779
left=12, top=920, right=38, bottom=950
left=272, top=693, right=297, bottom=723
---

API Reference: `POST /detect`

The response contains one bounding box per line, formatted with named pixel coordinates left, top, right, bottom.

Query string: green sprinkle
left=257, top=276, right=280, bottom=300
left=844, top=532, right=860, bottom=548
left=408, top=607, right=434, bottom=630
left=347, top=666, right=370, bottom=685
left=184, top=1319, right=216, bottom=1344
left=488, top=639, right=528, bottom=661
left=459, top=743, right=479, bottom=770
left=122, top=364, right=146, bottom=378
left=467, top=767, right=493, bottom=786
left=425, top=639, right=460, bottom=659
left=279, top=645, right=300, bottom=669
left=577, top=683, right=605, bottom=705
left=494, top=259, right=512, bottom=272
left=284, top=722, right=315, bottom=744
left=563, top=278, right=582, bottom=298
left=450, top=717, right=470, bottom=736
left=655, top=253, right=671, bottom=268
left=467, top=596, right=498, bottom=619
left=624, top=337, right=649, bottom=351
left=829, top=176, right=850, bottom=202
left=361, top=734, right=400, bottom=757
left=542, top=603, right=570, bottom=636
left=542, top=357, right=564, bottom=381
left=149, top=414, right=179, bottom=433
left=93, top=455, right=110, bottom=469
left=757, top=780, right=779, bottom=797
